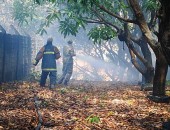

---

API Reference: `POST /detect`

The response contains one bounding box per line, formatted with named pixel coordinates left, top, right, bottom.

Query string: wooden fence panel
left=16, top=36, right=24, bottom=80
left=3, top=34, right=13, bottom=82
left=23, top=36, right=27, bottom=78
left=24, top=36, right=31, bottom=76
left=0, top=33, right=4, bottom=83
left=27, top=37, right=31, bottom=75
left=11, top=35, right=19, bottom=81
left=0, top=33, right=31, bottom=82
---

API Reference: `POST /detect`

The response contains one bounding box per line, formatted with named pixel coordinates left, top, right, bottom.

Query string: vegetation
left=13, top=0, right=170, bottom=98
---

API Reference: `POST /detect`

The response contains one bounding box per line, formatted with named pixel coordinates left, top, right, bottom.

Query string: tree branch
left=148, top=10, right=157, bottom=30
left=90, top=8, right=120, bottom=32
left=128, top=0, right=157, bottom=50
left=97, top=4, right=137, bottom=24
left=128, top=48, right=146, bottom=74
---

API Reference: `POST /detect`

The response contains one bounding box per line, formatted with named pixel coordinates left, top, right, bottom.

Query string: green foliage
left=13, top=0, right=37, bottom=26
left=142, top=0, right=160, bottom=11
left=74, top=0, right=98, bottom=7
left=88, top=26, right=117, bottom=44
left=36, top=6, right=61, bottom=35
left=60, top=88, right=67, bottom=94
left=58, top=14, right=87, bottom=37
left=83, top=95, right=89, bottom=101
left=29, top=70, right=41, bottom=81
left=59, top=18, right=78, bottom=38
left=13, top=0, right=125, bottom=40
left=166, top=80, right=170, bottom=85
left=41, top=100, right=49, bottom=107
left=86, top=115, right=100, bottom=123
left=46, top=7, right=61, bottom=25
left=34, top=0, right=56, bottom=4
left=34, top=0, right=98, bottom=6
left=36, top=26, right=47, bottom=35
left=32, top=0, right=126, bottom=39
left=111, top=0, right=129, bottom=13
left=13, top=0, right=159, bottom=45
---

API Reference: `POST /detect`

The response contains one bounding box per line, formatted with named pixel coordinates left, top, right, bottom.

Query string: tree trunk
left=139, top=37, right=154, bottom=83
left=123, top=23, right=154, bottom=85
left=158, top=0, right=170, bottom=65
left=151, top=0, right=170, bottom=96
left=129, top=0, right=169, bottom=99
left=153, top=50, right=168, bottom=96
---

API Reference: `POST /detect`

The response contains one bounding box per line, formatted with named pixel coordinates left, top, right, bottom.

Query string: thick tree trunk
left=153, top=52, right=168, bottom=96
left=150, top=0, right=170, bottom=96
left=129, top=0, right=169, bottom=100
left=159, top=0, right=170, bottom=65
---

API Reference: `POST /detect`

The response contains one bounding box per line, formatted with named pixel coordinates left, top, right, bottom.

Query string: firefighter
left=58, top=40, right=76, bottom=86
left=33, top=37, right=61, bottom=89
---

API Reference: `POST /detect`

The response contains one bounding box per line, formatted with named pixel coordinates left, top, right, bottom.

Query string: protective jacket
left=58, top=43, right=75, bottom=86
left=35, top=43, right=61, bottom=71
left=62, top=44, right=76, bottom=72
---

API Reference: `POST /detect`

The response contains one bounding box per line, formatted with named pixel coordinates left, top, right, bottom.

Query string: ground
left=0, top=80, right=170, bottom=130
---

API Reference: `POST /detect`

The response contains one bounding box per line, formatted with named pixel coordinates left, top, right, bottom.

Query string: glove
left=33, top=59, right=39, bottom=66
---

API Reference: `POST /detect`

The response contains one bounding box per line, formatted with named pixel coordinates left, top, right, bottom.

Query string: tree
left=13, top=0, right=169, bottom=101
left=128, top=0, right=168, bottom=98
left=158, top=0, right=170, bottom=65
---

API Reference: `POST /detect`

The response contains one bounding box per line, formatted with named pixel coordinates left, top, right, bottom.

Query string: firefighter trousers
left=40, top=71, right=57, bottom=87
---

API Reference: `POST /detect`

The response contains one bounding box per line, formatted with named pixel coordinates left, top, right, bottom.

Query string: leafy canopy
left=13, top=0, right=160, bottom=43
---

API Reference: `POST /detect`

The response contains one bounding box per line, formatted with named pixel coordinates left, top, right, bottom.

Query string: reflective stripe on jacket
left=35, top=43, right=61, bottom=71
left=41, top=44, right=57, bottom=71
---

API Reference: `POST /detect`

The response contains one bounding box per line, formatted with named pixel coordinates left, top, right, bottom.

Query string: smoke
left=70, top=54, right=139, bottom=82
left=30, top=22, right=141, bottom=83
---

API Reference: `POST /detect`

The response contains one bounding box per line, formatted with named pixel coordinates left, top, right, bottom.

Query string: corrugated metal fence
left=0, top=32, right=31, bottom=83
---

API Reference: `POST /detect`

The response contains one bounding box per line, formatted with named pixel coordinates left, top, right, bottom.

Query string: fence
left=0, top=32, right=31, bottom=83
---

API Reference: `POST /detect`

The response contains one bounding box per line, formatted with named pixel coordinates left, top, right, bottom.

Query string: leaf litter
left=0, top=80, right=170, bottom=130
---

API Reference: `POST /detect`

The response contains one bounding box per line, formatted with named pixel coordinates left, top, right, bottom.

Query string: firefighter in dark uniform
left=33, top=37, right=61, bottom=89
left=58, top=40, right=76, bottom=86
